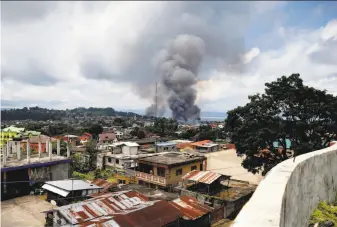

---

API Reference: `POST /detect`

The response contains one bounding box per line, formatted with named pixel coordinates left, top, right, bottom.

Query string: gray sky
left=1, top=1, right=337, bottom=113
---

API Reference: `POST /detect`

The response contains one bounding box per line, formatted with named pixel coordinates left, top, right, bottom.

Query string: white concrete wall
left=232, top=144, right=337, bottom=227
left=122, top=146, right=138, bottom=155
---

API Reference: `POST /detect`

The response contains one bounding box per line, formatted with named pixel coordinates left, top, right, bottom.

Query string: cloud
left=1, top=2, right=336, bottom=114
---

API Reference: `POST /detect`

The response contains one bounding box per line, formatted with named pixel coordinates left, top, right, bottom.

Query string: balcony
left=135, top=171, right=167, bottom=186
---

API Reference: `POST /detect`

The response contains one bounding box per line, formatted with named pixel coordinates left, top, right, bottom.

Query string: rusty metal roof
left=91, top=179, right=118, bottom=192
left=182, top=170, right=225, bottom=184
left=54, top=190, right=180, bottom=227
left=169, top=196, right=213, bottom=220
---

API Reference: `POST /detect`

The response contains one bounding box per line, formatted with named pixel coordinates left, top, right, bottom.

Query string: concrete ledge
left=232, top=143, right=337, bottom=227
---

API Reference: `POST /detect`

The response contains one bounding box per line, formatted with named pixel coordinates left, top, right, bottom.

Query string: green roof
left=22, top=131, right=41, bottom=136
left=1, top=126, right=25, bottom=133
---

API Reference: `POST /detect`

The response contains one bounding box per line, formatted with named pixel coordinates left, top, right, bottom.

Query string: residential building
left=45, top=189, right=213, bottom=227
left=190, top=140, right=220, bottom=153
left=42, top=179, right=104, bottom=206
left=178, top=170, right=256, bottom=221
left=135, top=152, right=207, bottom=189
left=116, top=130, right=124, bottom=139
left=46, top=190, right=181, bottom=227
left=78, top=132, right=92, bottom=145
left=0, top=126, right=25, bottom=147
left=1, top=140, right=71, bottom=200
left=156, top=142, right=177, bottom=152
left=97, top=142, right=140, bottom=170
left=99, top=132, right=116, bottom=144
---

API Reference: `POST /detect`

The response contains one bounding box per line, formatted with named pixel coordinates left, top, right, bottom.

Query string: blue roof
left=156, top=142, right=177, bottom=147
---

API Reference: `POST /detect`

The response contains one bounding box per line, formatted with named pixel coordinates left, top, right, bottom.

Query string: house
left=78, top=132, right=92, bottom=145
left=45, top=189, right=213, bottom=227
left=46, top=190, right=181, bottom=227
left=178, top=170, right=256, bottom=221
left=1, top=140, right=71, bottom=201
left=190, top=140, right=220, bottom=153
left=116, top=130, right=124, bottom=139
left=134, top=152, right=207, bottom=189
left=42, top=179, right=103, bottom=206
left=0, top=126, right=25, bottom=147
left=156, top=142, right=177, bottom=152
left=97, top=142, right=140, bottom=170
left=169, top=196, right=213, bottom=227
left=99, top=132, right=116, bottom=144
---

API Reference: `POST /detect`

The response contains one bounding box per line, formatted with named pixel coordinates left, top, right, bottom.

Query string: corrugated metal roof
left=53, top=190, right=180, bottom=227
left=42, top=184, right=69, bottom=197
left=169, top=196, right=213, bottom=220
left=91, top=179, right=118, bottom=192
left=45, top=180, right=102, bottom=191
left=182, top=170, right=223, bottom=184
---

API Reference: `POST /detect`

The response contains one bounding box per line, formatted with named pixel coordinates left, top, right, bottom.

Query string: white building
left=116, top=131, right=124, bottom=139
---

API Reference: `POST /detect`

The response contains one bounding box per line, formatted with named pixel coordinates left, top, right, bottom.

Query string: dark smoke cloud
left=146, top=35, right=205, bottom=122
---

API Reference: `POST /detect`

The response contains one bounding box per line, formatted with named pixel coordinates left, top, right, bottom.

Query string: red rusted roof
left=182, top=170, right=224, bottom=184
left=190, top=140, right=211, bottom=146
left=169, top=196, right=213, bottom=220
left=91, top=179, right=118, bottom=192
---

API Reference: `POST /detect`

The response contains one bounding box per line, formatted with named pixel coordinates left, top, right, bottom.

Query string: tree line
left=1, top=107, right=141, bottom=121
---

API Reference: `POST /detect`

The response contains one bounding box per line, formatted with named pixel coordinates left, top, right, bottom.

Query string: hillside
left=1, top=106, right=141, bottom=121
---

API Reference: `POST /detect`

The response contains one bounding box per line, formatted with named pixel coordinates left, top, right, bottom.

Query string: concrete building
left=97, top=142, right=141, bottom=170
left=156, top=142, right=177, bottom=153
left=190, top=140, right=220, bottom=153
left=135, top=152, right=207, bottom=189
left=42, top=179, right=103, bottom=206
left=1, top=140, right=72, bottom=200
left=98, top=132, right=116, bottom=144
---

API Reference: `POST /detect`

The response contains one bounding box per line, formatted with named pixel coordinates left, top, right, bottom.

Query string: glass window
left=108, top=158, right=112, bottom=163
left=116, top=159, right=119, bottom=164
left=191, top=165, right=197, bottom=171
left=176, top=168, right=182, bottom=176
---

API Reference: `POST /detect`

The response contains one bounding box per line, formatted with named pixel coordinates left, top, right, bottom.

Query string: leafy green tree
left=137, top=130, right=146, bottom=139
left=87, top=124, right=103, bottom=139
left=226, top=74, right=337, bottom=175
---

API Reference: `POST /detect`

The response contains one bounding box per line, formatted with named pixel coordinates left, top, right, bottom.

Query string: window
left=200, top=164, right=203, bottom=171
left=176, top=168, right=182, bottom=176
left=157, top=167, right=165, bottom=177
left=108, top=158, right=112, bottom=163
left=118, top=179, right=126, bottom=184
left=116, top=159, right=119, bottom=164
left=191, top=165, right=197, bottom=171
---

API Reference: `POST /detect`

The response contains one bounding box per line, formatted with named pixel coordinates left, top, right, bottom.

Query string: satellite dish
left=51, top=200, right=57, bottom=206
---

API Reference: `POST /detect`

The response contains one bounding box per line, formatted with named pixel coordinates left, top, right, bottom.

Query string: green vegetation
left=226, top=74, right=337, bottom=175
left=72, top=169, right=115, bottom=181
left=1, top=106, right=140, bottom=121
left=309, top=199, right=337, bottom=226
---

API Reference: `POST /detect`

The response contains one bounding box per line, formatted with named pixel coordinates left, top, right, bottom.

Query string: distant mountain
left=1, top=107, right=141, bottom=121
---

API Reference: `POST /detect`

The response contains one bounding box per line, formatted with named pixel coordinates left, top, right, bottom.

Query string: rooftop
left=169, top=196, right=213, bottom=220
left=182, top=170, right=230, bottom=185
left=138, top=152, right=206, bottom=167
left=190, top=140, right=212, bottom=146
left=156, top=142, right=177, bottom=147
left=108, top=142, right=139, bottom=147
left=1, top=126, right=25, bottom=133
left=1, top=154, right=71, bottom=172
left=44, top=179, right=102, bottom=191
left=52, top=190, right=180, bottom=227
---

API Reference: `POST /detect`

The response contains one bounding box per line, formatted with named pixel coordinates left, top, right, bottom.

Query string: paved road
left=205, top=149, right=263, bottom=185
left=1, top=195, right=54, bottom=227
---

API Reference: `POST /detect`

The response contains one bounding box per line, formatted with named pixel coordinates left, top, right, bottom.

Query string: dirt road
left=1, top=195, right=54, bottom=227
left=205, top=149, right=263, bottom=184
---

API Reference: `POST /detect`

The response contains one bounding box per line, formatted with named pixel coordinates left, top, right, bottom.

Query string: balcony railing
left=135, top=171, right=167, bottom=186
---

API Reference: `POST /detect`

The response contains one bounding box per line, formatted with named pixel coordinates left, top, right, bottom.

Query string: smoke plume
left=146, top=34, right=205, bottom=122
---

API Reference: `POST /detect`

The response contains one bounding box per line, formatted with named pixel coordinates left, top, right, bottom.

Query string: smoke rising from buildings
left=146, top=34, right=205, bottom=122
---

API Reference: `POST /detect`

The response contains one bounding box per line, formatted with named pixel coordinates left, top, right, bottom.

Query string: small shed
left=42, top=179, right=103, bottom=205
left=155, top=142, right=177, bottom=153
